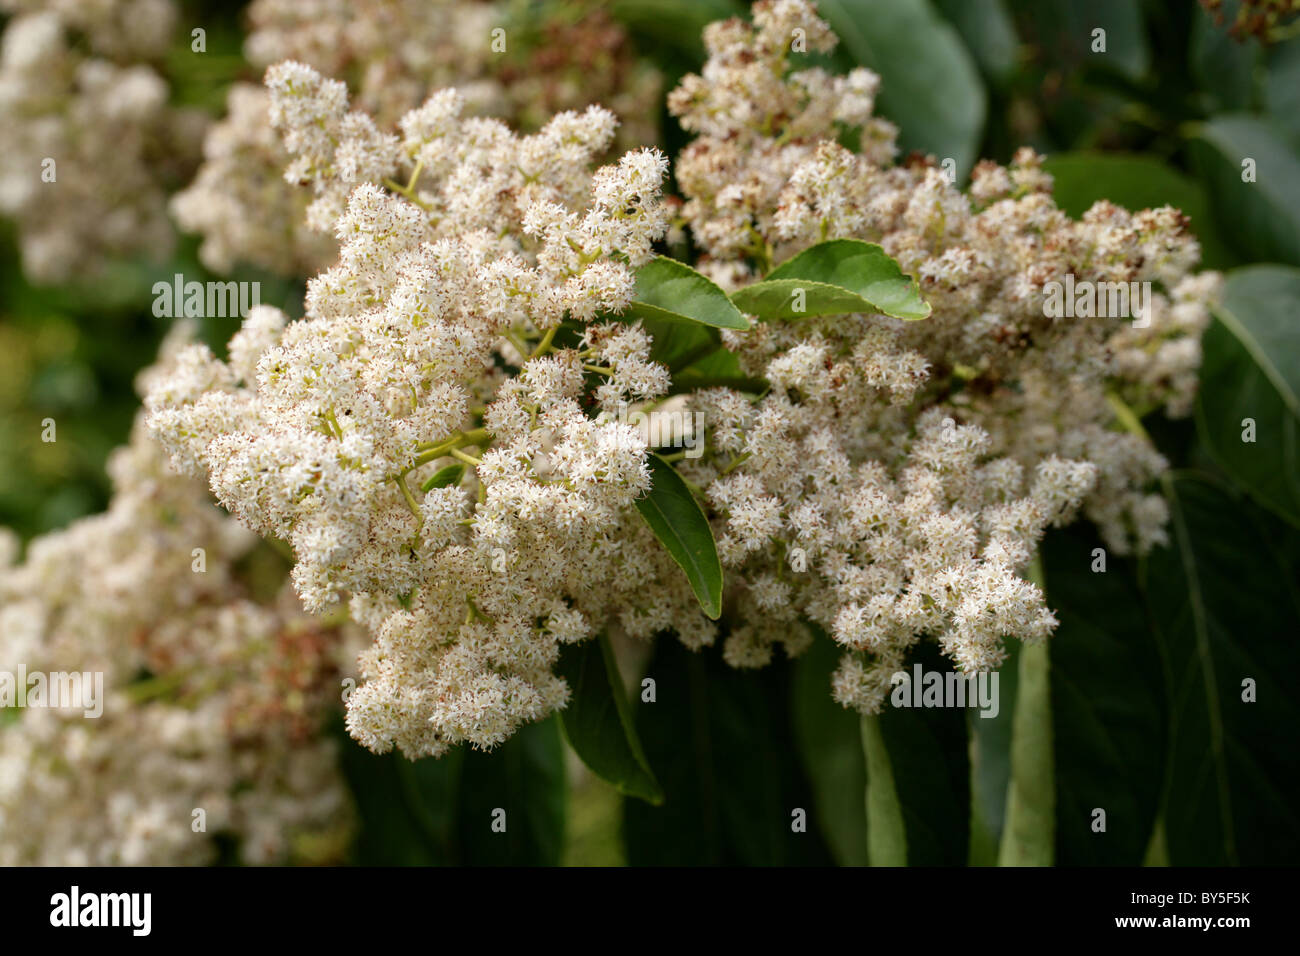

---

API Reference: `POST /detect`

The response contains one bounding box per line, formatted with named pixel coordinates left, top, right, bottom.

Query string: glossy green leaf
left=635, top=453, right=724, bottom=619
left=819, top=0, right=986, bottom=177
left=1196, top=266, right=1300, bottom=526
left=420, top=463, right=464, bottom=492
left=625, top=255, right=751, bottom=331
left=1187, top=115, right=1300, bottom=266
left=558, top=633, right=664, bottom=804
left=1142, top=475, right=1300, bottom=865
left=730, top=240, right=930, bottom=321
left=1042, top=525, right=1166, bottom=865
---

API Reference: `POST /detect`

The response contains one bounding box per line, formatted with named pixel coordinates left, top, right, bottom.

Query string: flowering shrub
left=1, top=0, right=1297, bottom=868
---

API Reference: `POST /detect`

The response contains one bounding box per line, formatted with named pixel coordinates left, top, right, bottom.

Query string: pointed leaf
left=634, top=453, right=723, bottom=619
left=420, top=463, right=464, bottom=492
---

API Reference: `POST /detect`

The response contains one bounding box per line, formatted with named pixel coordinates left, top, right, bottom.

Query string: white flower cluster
left=670, top=0, right=1219, bottom=557
left=147, top=70, right=701, bottom=755
left=171, top=0, right=661, bottom=275
left=658, top=0, right=1221, bottom=704
left=0, top=0, right=203, bottom=282
left=0, top=327, right=353, bottom=865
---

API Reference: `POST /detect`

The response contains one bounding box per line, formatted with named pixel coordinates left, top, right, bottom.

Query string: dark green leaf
left=933, top=0, right=1019, bottom=83
left=1196, top=266, right=1300, bottom=526
left=635, top=454, right=724, bottom=619
left=1008, top=0, right=1149, bottom=80
left=1142, top=475, right=1300, bottom=865
left=336, top=721, right=463, bottom=865
left=967, top=639, right=1019, bottom=866
left=456, top=718, right=567, bottom=865
left=875, top=643, right=973, bottom=866
left=819, top=0, right=987, bottom=177
left=1190, top=2, right=1260, bottom=114
left=622, top=639, right=833, bottom=865
left=791, top=632, right=869, bottom=865
left=1264, top=38, right=1300, bottom=148
left=558, top=633, right=664, bottom=804
left=1043, top=525, right=1166, bottom=865
left=1187, top=115, right=1300, bottom=266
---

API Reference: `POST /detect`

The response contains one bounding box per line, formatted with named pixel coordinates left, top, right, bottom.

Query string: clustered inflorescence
left=0, top=326, right=353, bottom=864
left=1, top=0, right=1222, bottom=862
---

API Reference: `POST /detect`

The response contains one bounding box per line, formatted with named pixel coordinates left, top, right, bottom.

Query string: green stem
left=861, top=714, right=908, bottom=866
left=996, top=555, right=1055, bottom=866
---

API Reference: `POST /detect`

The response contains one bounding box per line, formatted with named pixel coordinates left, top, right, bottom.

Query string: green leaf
left=336, top=720, right=463, bottom=865
left=625, top=255, right=751, bottom=331
left=1142, top=475, right=1300, bottom=865
left=622, top=639, right=833, bottom=865
left=456, top=718, right=567, bottom=866
left=730, top=239, right=930, bottom=321
left=420, top=463, right=464, bottom=492
left=860, top=715, right=907, bottom=866
left=932, top=0, right=1019, bottom=83
left=1187, top=115, right=1300, bottom=266
left=791, top=632, right=870, bottom=866
left=1008, top=0, right=1149, bottom=80
left=634, top=453, right=724, bottom=619
left=794, top=637, right=971, bottom=867
left=1043, top=152, right=1238, bottom=270
left=819, top=0, right=987, bottom=177
left=558, top=634, right=664, bottom=804
left=1190, top=3, right=1261, bottom=114
left=874, top=643, right=973, bottom=866
left=1264, top=38, right=1300, bottom=148
left=997, top=558, right=1055, bottom=866
left=669, top=345, right=768, bottom=395
left=1042, top=525, right=1166, bottom=865
left=1196, top=266, right=1300, bottom=526
left=967, top=639, right=1019, bottom=866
